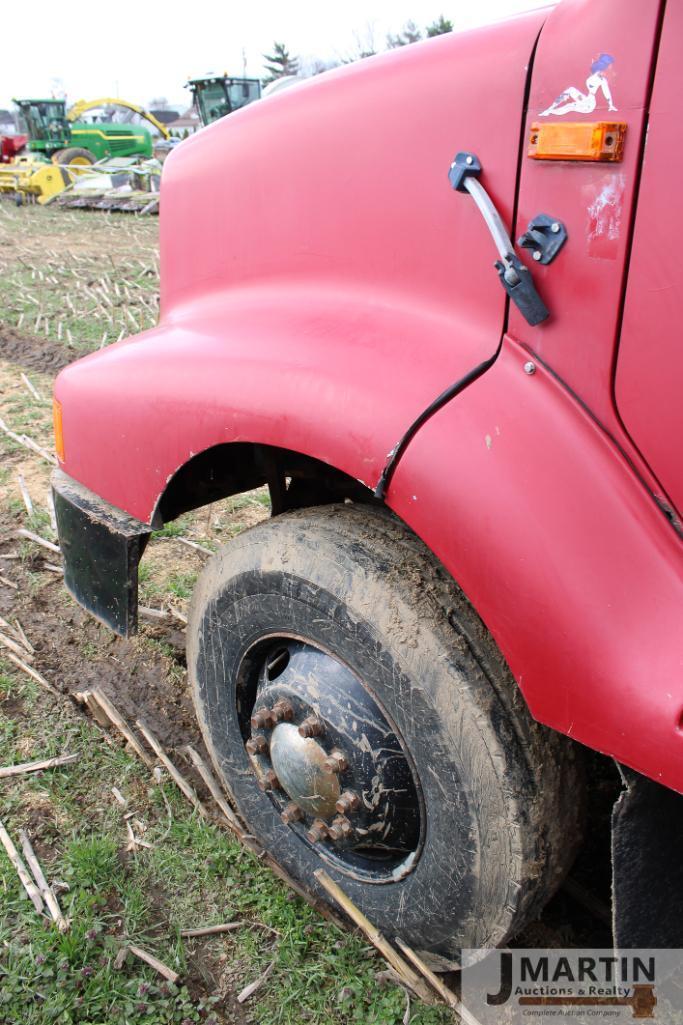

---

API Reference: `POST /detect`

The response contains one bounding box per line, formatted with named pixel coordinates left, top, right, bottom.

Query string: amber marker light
left=528, top=121, right=627, bottom=162
left=53, top=397, right=65, bottom=463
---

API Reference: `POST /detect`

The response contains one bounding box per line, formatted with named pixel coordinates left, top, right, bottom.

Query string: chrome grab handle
left=448, top=152, right=549, bottom=326
left=462, top=175, right=516, bottom=266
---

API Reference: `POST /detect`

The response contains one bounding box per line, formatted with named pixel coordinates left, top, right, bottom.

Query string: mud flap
left=51, top=468, right=150, bottom=637
left=612, top=766, right=683, bottom=948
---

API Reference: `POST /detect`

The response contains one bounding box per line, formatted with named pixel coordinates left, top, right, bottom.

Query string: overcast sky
left=2, top=0, right=544, bottom=112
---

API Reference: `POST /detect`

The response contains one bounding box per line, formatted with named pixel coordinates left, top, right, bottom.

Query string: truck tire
left=188, top=504, right=582, bottom=964
left=52, top=147, right=95, bottom=169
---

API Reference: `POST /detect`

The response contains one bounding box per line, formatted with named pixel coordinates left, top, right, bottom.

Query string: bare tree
left=339, top=22, right=379, bottom=63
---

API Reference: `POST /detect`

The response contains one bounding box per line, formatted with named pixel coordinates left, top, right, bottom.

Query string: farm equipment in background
left=186, top=75, right=262, bottom=126
left=0, top=98, right=170, bottom=205
left=13, top=97, right=163, bottom=166
left=1, top=134, right=28, bottom=163
left=0, top=153, right=72, bottom=203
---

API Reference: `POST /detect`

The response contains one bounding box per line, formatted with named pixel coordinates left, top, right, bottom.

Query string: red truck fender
left=55, top=284, right=496, bottom=520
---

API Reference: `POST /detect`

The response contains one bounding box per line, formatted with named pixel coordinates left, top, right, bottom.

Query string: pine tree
left=426, top=15, right=454, bottom=36
left=263, top=42, right=300, bottom=84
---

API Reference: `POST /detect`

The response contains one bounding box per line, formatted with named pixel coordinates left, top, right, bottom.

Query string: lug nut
left=306, top=818, right=329, bottom=843
left=322, top=750, right=348, bottom=775
left=272, top=698, right=294, bottom=723
left=298, top=715, right=325, bottom=738
left=251, top=706, right=275, bottom=730
left=328, top=815, right=354, bottom=842
left=281, top=802, right=304, bottom=824
left=265, top=769, right=281, bottom=789
left=246, top=735, right=268, bottom=756
left=335, top=790, right=360, bottom=815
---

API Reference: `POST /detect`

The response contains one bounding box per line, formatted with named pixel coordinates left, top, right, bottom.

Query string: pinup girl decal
left=540, top=53, right=617, bottom=116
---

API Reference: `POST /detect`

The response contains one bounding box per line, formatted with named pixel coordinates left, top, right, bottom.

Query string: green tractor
left=186, top=76, right=262, bottom=127
left=14, top=98, right=155, bottom=167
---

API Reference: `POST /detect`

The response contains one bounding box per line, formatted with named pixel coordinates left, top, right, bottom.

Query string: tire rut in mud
left=0, top=326, right=79, bottom=375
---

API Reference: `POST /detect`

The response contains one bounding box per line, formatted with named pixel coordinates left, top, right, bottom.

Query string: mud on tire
left=187, top=504, right=583, bottom=965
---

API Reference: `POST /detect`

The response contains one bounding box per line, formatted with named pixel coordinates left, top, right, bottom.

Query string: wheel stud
left=328, top=815, right=354, bottom=842
left=306, top=818, right=329, bottom=843
left=265, top=769, right=281, bottom=789
left=322, top=750, right=348, bottom=775
left=335, top=790, right=360, bottom=815
left=272, top=698, right=294, bottom=723
left=251, top=707, right=275, bottom=730
left=298, top=715, right=325, bottom=738
left=246, top=735, right=268, bottom=756
left=281, top=802, right=304, bottom=824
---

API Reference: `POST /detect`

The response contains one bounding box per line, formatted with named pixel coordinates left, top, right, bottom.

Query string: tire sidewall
left=188, top=515, right=523, bottom=958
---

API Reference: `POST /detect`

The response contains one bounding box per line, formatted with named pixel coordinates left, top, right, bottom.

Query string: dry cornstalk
left=0, top=753, right=77, bottom=779
left=88, top=690, right=153, bottom=767
left=0, top=420, right=56, bottom=466
left=19, top=830, right=68, bottom=931
left=114, top=946, right=129, bottom=970
left=394, top=937, right=472, bottom=1017
left=136, top=720, right=207, bottom=818
left=157, top=535, right=212, bottom=556
left=168, top=606, right=188, bottom=625
left=17, top=529, right=60, bottom=554
left=0, top=418, right=27, bottom=449
left=237, top=960, right=276, bottom=1004
left=125, top=819, right=152, bottom=851
left=20, top=373, right=43, bottom=403
left=184, top=745, right=243, bottom=834
left=74, top=690, right=110, bottom=728
left=0, top=631, right=33, bottom=663
left=111, top=786, right=127, bottom=807
left=179, top=922, right=243, bottom=938
left=17, top=475, right=33, bottom=516
left=313, top=869, right=435, bottom=1004
left=2, top=651, right=60, bottom=697
left=0, top=820, right=44, bottom=914
left=138, top=606, right=168, bottom=621
left=42, top=563, right=64, bottom=575
left=0, top=615, right=20, bottom=640
left=128, top=944, right=179, bottom=983
left=19, top=436, right=57, bottom=466
left=0, top=575, right=18, bottom=590
left=46, top=490, right=57, bottom=533
left=13, top=619, right=34, bottom=655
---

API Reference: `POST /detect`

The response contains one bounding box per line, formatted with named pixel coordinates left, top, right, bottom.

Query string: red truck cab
left=52, top=0, right=682, bottom=960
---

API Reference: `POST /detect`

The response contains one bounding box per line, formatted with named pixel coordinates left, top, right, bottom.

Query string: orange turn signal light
left=528, top=121, right=627, bottom=162
left=53, top=397, right=65, bottom=463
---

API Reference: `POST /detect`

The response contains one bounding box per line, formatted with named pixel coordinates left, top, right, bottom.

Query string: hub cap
left=240, top=639, right=422, bottom=881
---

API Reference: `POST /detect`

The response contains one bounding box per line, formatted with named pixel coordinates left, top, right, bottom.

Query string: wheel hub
left=242, top=640, right=421, bottom=878
left=269, top=723, right=340, bottom=818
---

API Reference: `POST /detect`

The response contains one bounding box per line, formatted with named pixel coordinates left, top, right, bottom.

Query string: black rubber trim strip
left=374, top=350, right=499, bottom=500
left=374, top=23, right=544, bottom=501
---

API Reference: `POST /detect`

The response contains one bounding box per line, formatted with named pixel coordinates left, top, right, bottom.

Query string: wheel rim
left=237, top=638, right=423, bottom=882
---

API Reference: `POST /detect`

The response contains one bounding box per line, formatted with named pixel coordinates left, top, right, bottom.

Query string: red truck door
left=615, top=0, right=683, bottom=522
left=509, top=0, right=663, bottom=440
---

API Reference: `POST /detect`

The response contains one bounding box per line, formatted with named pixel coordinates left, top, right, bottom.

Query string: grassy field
left=0, top=203, right=452, bottom=1025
